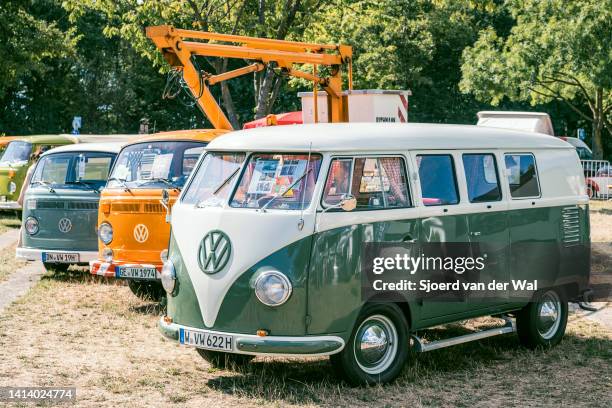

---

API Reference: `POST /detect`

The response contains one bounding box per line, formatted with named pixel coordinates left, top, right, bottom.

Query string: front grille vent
left=68, top=201, right=98, bottom=210
left=37, top=201, right=65, bottom=209
left=561, top=207, right=581, bottom=247
left=111, top=203, right=141, bottom=213
left=144, top=203, right=164, bottom=213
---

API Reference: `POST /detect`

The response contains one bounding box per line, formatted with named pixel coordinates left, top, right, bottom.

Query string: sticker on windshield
left=152, top=154, right=173, bottom=179
left=246, top=159, right=307, bottom=196
left=77, top=155, right=86, bottom=179
left=114, top=164, right=130, bottom=180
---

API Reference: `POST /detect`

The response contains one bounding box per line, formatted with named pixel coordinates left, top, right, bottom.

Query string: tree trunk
left=592, top=88, right=604, bottom=160
left=254, top=66, right=278, bottom=118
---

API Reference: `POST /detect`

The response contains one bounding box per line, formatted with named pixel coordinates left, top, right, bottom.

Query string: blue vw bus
left=16, top=143, right=123, bottom=271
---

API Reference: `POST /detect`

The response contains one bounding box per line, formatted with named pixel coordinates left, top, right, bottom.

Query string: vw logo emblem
left=58, top=218, right=72, bottom=233
left=133, top=224, right=149, bottom=243
left=198, top=230, right=231, bottom=274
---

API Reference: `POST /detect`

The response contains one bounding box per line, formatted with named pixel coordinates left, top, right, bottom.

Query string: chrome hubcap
left=537, top=291, right=561, bottom=340
left=354, top=315, right=398, bottom=375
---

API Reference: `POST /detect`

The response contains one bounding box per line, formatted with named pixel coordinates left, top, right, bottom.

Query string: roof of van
left=128, top=129, right=228, bottom=144
left=11, top=134, right=78, bottom=144
left=41, top=142, right=124, bottom=156
left=206, top=123, right=573, bottom=152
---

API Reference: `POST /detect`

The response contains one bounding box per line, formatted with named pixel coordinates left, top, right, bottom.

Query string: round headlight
left=254, top=270, right=292, bottom=307
left=25, top=217, right=39, bottom=235
left=102, top=247, right=113, bottom=262
left=9, top=182, right=17, bottom=194
left=161, top=259, right=176, bottom=294
left=98, top=222, right=113, bottom=244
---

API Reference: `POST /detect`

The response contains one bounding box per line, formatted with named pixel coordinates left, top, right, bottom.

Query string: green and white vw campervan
left=159, top=123, right=591, bottom=385
left=16, top=143, right=123, bottom=271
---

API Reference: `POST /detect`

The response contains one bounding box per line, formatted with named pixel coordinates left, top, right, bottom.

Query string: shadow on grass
left=40, top=267, right=126, bottom=287
left=203, top=326, right=611, bottom=405
left=129, top=302, right=165, bottom=315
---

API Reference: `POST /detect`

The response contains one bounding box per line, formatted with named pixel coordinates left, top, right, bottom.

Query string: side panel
left=307, top=217, right=420, bottom=335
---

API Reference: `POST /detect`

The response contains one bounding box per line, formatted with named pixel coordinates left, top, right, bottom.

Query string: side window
left=322, top=159, right=352, bottom=206
left=504, top=154, right=540, bottom=198
left=322, top=157, right=410, bottom=210
left=462, top=154, right=501, bottom=203
left=416, top=154, right=459, bottom=206
left=183, top=146, right=206, bottom=176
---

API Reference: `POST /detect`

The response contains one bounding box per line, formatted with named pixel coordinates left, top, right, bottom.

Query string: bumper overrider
left=89, top=259, right=162, bottom=279
left=16, top=247, right=98, bottom=263
left=159, top=317, right=345, bottom=356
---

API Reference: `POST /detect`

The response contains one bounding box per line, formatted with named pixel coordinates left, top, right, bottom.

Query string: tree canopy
left=0, top=0, right=609, bottom=159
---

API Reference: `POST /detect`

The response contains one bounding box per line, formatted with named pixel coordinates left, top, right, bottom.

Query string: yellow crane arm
left=146, top=25, right=353, bottom=130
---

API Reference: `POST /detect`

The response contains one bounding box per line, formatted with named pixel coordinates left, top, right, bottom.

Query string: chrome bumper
left=16, top=247, right=98, bottom=263
left=158, top=317, right=345, bottom=357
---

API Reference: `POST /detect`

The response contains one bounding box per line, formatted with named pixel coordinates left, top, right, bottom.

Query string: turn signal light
left=8, top=169, right=15, bottom=178
left=256, top=330, right=269, bottom=337
left=100, top=202, right=111, bottom=214
left=163, top=316, right=173, bottom=324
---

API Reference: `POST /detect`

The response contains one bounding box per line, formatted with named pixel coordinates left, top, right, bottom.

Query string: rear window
left=504, top=153, right=540, bottom=198
left=416, top=154, right=459, bottom=206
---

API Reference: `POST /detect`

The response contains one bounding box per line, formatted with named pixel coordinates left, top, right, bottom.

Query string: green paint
left=165, top=205, right=590, bottom=345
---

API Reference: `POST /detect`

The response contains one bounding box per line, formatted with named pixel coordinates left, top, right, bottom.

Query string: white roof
left=41, top=142, right=124, bottom=156
left=476, top=111, right=555, bottom=136
left=206, top=123, right=572, bottom=152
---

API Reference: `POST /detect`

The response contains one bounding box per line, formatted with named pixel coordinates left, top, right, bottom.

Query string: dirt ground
left=0, top=202, right=610, bottom=407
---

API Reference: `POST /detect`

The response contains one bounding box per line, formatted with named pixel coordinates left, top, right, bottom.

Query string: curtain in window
left=379, top=158, right=407, bottom=205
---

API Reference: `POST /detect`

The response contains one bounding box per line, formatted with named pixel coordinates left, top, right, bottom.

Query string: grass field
left=0, top=204, right=610, bottom=407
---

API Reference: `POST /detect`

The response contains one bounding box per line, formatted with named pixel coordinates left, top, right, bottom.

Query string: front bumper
left=16, top=247, right=98, bottom=263
left=159, top=317, right=345, bottom=357
left=0, top=200, right=21, bottom=210
left=90, top=259, right=162, bottom=280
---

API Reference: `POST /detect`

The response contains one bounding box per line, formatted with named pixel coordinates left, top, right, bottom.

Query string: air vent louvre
left=111, top=203, right=141, bottom=212
left=67, top=201, right=98, bottom=210
left=36, top=201, right=65, bottom=209
left=561, top=207, right=581, bottom=247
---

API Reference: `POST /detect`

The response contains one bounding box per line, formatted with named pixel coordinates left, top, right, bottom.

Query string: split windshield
left=231, top=153, right=322, bottom=210
left=0, top=141, right=32, bottom=165
left=108, top=141, right=206, bottom=189
left=183, top=152, right=323, bottom=210
left=31, top=152, right=115, bottom=189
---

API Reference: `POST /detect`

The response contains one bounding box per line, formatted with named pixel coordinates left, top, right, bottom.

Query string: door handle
left=470, top=231, right=482, bottom=237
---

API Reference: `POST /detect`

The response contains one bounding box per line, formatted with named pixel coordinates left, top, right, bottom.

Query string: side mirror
left=161, top=189, right=170, bottom=206
left=340, top=195, right=357, bottom=212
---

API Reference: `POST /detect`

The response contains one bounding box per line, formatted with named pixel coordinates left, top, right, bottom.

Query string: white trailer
left=299, top=89, right=411, bottom=124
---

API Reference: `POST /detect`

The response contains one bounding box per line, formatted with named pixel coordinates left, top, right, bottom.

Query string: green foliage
left=460, top=0, right=612, bottom=157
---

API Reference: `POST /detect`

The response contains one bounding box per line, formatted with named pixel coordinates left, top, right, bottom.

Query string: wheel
left=43, top=263, right=70, bottom=273
left=127, top=279, right=165, bottom=302
left=196, top=349, right=254, bottom=370
left=330, top=303, right=409, bottom=385
left=516, top=288, right=568, bottom=349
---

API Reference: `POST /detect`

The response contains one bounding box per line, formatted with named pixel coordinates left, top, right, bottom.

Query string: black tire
left=516, top=288, right=568, bottom=349
left=127, top=279, right=165, bottom=302
left=330, top=303, right=409, bottom=386
left=196, top=349, right=254, bottom=370
left=43, top=263, right=70, bottom=273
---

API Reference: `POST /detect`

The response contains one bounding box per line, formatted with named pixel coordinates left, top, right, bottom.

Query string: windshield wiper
left=31, top=180, right=55, bottom=193
left=107, top=177, right=131, bottom=192
left=259, top=168, right=312, bottom=212
left=138, top=177, right=179, bottom=190
left=66, top=180, right=100, bottom=193
left=196, top=167, right=241, bottom=208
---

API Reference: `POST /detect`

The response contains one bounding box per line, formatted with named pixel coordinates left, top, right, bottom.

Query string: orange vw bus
left=90, top=129, right=227, bottom=300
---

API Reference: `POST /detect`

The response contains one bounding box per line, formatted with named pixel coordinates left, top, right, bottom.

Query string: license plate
left=43, top=252, right=80, bottom=263
left=116, top=266, right=157, bottom=279
left=179, top=328, right=233, bottom=352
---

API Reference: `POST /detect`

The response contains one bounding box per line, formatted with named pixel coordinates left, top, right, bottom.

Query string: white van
left=158, top=123, right=591, bottom=385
